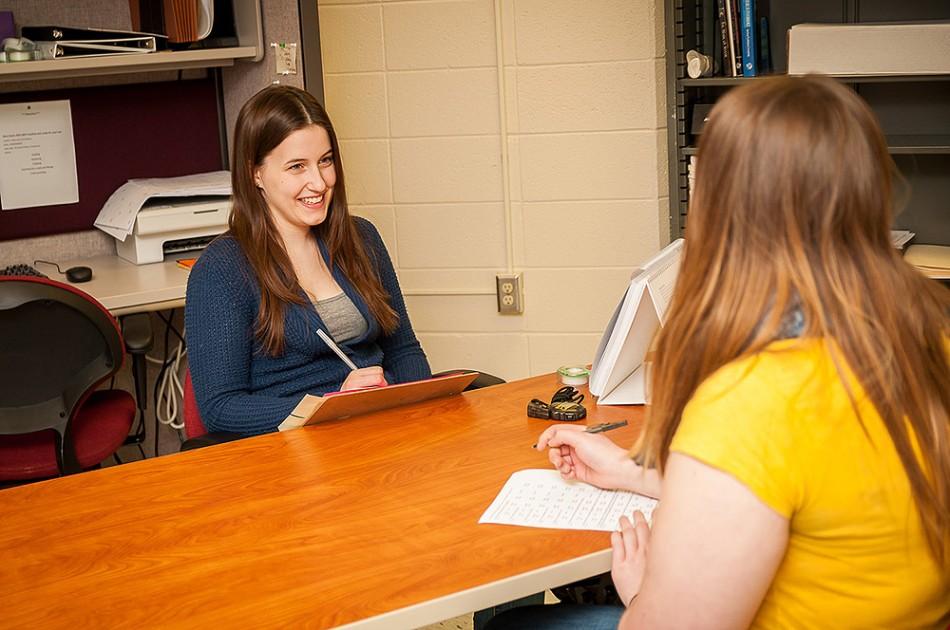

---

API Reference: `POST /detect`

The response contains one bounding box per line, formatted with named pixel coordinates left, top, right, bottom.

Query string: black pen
left=532, top=420, right=628, bottom=448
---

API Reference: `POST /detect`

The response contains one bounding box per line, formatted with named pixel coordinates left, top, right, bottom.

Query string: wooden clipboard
left=277, top=371, right=478, bottom=431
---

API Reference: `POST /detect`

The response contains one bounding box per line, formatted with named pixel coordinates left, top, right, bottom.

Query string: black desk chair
left=0, top=276, right=150, bottom=480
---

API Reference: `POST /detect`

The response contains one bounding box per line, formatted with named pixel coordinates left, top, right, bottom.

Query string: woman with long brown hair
left=490, top=75, right=949, bottom=628
left=185, top=85, right=430, bottom=435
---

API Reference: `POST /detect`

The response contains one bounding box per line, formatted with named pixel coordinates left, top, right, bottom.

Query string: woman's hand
left=611, top=511, right=650, bottom=607
left=340, top=366, right=387, bottom=391
left=535, top=424, right=638, bottom=491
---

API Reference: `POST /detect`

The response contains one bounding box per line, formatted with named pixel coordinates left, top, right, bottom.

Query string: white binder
left=589, top=239, right=684, bottom=405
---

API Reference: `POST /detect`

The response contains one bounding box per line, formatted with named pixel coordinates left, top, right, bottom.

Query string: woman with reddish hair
left=490, top=75, right=949, bottom=629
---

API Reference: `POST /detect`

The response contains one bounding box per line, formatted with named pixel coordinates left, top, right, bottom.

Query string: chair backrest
left=0, top=277, right=124, bottom=471
left=182, top=369, right=208, bottom=440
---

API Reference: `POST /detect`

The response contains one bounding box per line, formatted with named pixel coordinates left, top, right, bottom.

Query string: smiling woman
left=184, top=86, right=431, bottom=436
left=255, top=124, right=337, bottom=235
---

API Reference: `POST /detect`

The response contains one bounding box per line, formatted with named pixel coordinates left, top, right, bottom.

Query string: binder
left=23, top=26, right=167, bottom=47
left=589, top=239, right=684, bottom=405
left=36, top=40, right=159, bottom=59
left=23, top=25, right=166, bottom=59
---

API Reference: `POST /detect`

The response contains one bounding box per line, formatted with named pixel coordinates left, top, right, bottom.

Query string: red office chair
left=180, top=370, right=242, bottom=451
left=0, top=277, right=139, bottom=479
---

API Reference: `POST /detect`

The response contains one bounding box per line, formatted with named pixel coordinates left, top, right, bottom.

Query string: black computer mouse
left=65, top=266, right=93, bottom=283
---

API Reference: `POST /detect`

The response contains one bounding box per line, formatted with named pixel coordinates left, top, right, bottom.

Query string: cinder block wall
left=319, top=0, right=669, bottom=381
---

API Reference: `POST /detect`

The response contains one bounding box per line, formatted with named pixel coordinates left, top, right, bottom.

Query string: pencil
left=316, top=328, right=358, bottom=371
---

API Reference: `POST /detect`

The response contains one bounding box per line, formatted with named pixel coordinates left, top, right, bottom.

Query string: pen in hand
left=316, top=328, right=358, bottom=371
left=532, top=420, right=628, bottom=448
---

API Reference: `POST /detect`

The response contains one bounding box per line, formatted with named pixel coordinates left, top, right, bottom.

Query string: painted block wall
left=319, top=0, right=669, bottom=381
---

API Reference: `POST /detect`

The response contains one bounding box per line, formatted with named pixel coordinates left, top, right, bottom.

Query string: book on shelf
left=716, top=0, right=744, bottom=77
left=758, top=15, right=771, bottom=74
left=740, top=0, right=757, bottom=77
left=702, top=0, right=720, bottom=75
left=716, top=0, right=734, bottom=77
left=728, top=0, right=743, bottom=76
left=709, top=1, right=770, bottom=78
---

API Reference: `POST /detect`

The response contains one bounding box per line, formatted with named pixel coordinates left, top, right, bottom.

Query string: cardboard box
left=787, top=21, right=950, bottom=76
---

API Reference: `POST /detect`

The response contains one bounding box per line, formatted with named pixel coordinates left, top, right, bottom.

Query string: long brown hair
left=229, top=85, right=397, bottom=355
left=638, top=76, right=950, bottom=566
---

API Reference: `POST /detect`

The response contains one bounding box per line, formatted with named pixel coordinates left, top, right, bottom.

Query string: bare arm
left=619, top=453, right=789, bottom=629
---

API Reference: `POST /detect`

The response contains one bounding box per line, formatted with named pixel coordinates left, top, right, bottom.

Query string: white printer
left=115, top=195, right=231, bottom=265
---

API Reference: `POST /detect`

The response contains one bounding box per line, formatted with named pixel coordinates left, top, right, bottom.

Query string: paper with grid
left=479, top=469, right=658, bottom=532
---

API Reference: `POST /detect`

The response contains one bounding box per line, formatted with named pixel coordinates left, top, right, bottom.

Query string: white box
left=787, top=21, right=950, bottom=76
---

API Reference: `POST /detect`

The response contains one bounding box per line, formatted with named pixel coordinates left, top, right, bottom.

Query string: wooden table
left=0, top=374, right=643, bottom=629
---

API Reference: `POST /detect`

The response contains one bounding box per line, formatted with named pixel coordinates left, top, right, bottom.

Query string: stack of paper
left=94, top=171, right=231, bottom=242
left=905, top=244, right=950, bottom=280
left=479, top=469, right=658, bottom=532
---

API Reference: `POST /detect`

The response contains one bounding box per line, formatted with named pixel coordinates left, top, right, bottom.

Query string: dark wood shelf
left=679, top=74, right=950, bottom=88
left=679, top=76, right=765, bottom=87
left=886, top=135, right=950, bottom=154
left=681, top=136, right=950, bottom=156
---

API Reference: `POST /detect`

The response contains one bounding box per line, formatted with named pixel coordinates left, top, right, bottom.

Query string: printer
left=115, top=195, right=231, bottom=265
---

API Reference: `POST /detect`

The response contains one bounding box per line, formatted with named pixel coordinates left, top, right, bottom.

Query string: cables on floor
left=149, top=310, right=187, bottom=434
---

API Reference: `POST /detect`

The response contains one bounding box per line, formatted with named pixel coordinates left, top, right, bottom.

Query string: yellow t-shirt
left=670, top=338, right=949, bottom=629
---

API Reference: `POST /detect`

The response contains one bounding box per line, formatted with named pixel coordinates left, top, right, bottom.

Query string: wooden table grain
left=0, top=374, right=644, bottom=629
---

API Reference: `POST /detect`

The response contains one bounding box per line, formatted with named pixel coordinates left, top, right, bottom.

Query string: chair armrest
left=433, top=370, right=506, bottom=391
left=121, top=313, right=154, bottom=354
left=180, top=432, right=244, bottom=452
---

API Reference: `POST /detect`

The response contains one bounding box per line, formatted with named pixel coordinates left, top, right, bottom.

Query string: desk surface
left=59, top=254, right=189, bottom=315
left=0, top=374, right=643, bottom=629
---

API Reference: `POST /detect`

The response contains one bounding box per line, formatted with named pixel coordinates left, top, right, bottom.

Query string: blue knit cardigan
left=184, top=218, right=431, bottom=435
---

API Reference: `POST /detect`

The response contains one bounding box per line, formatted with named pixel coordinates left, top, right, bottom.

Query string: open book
left=277, top=371, right=477, bottom=431
left=589, top=239, right=684, bottom=405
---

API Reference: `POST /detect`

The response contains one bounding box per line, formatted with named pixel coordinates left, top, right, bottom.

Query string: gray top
left=313, top=291, right=368, bottom=343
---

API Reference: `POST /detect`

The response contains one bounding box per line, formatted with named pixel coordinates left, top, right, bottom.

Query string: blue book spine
left=740, top=0, right=757, bottom=76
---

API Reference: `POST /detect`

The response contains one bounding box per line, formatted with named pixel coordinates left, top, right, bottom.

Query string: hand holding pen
left=534, top=421, right=648, bottom=493
left=316, top=328, right=387, bottom=391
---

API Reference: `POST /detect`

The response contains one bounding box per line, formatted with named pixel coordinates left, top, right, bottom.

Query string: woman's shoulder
left=188, top=235, right=255, bottom=293
left=694, top=338, right=831, bottom=405
left=192, top=235, right=247, bottom=271
left=351, top=215, right=385, bottom=250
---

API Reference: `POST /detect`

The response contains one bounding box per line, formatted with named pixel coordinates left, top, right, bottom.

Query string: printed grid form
left=480, top=469, right=658, bottom=532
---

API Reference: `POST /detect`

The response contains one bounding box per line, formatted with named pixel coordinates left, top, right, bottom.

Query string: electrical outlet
left=496, top=273, right=523, bottom=314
